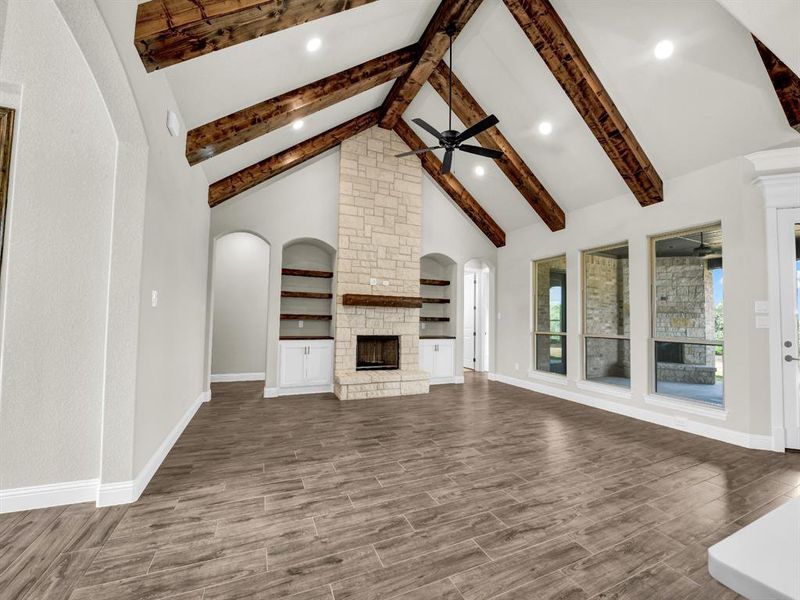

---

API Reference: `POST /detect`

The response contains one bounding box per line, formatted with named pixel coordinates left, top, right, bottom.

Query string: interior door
left=778, top=208, right=800, bottom=449
left=464, top=272, right=476, bottom=370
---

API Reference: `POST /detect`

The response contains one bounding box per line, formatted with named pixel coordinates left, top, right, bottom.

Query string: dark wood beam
left=503, top=0, right=663, bottom=207
left=187, top=45, right=417, bottom=165
left=209, top=108, right=379, bottom=207
left=0, top=108, right=14, bottom=271
left=753, top=36, right=800, bottom=133
left=135, top=0, right=378, bottom=72
left=394, top=118, right=505, bottom=248
left=428, top=61, right=565, bottom=231
left=379, top=0, right=484, bottom=129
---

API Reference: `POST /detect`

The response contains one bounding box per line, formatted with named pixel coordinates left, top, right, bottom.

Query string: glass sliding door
left=651, top=225, right=723, bottom=406
left=532, top=256, right=567, bottom=375
left=583, top=243, right=630, bottom=388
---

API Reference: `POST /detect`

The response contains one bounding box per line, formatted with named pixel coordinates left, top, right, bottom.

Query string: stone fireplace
left=333, top=126, right=430, bottom=400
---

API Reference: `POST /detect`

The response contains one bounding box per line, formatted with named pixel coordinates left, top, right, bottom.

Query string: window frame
left=649, top=223, right=724, bottom=406
left=531, top=255, right=568, bottom=376
left=581, top=241, right=631, bottom=388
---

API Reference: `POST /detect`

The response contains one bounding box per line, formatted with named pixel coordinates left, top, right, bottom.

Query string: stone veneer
left=333, top=127, right=429, bottom=400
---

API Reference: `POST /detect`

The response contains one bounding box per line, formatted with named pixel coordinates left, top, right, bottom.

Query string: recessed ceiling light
left=306, top=37, right=322, bottom=53
left=292, top=119, right=304, bottom=130
left=538, top=121, right=553, bottom=136
left=474, top=165, right=486, bottom=177
left=654, top=39, right=674, bottom=60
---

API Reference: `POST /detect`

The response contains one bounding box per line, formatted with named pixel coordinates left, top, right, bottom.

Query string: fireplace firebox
left=356, top=336, right=399, bottom=371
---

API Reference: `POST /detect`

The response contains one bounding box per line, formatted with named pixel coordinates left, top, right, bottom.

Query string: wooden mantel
left=342, top=294, right=423, bottom=308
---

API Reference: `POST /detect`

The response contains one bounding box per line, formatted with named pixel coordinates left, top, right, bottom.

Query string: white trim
left=264, top=384, right=333, bottom=398
left=97, top=390, right=209, bottom=507
left=210, top=372, right=265, bottom=383
left=491, top=373, right=773, bottom=451
left=431, top=375, right=464, bottom=385
left=754, top=174, right=800, bottom=208
left=746, top=147, right=800, bottom=173
left=0, top=479, right=98, bottom=514
left=644, top=393, right=727, bottom=421
left=577, top=379, right=633, bottom=400
left=527, top=370, right=569, bottom=386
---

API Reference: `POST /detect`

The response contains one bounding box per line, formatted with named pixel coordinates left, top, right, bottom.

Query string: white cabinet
left=278, top=340, right=333, bottom=394
left=420, top=338, right=456, bottom=384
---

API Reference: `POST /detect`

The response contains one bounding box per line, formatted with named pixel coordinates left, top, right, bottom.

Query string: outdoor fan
left=691, top=232, right=720, bottom=258
left=395, top=24, right=504, bottom=175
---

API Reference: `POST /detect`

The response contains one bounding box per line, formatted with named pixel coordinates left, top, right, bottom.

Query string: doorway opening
left=210, top=232, right=270, bottom=383
left=464, top=259, right=492, bottom=373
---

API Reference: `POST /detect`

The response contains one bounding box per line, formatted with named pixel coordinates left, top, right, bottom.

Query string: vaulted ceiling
left=144, top=0, right=799, bottom=240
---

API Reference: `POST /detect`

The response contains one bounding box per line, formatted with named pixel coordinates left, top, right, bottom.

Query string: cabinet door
left=433, top=341, right=455, bottom=379
left=279, top=343, right=307, bottom=388
left=419, top=341, right=436, bottom=376
left=305, top=342, right=333, bottom=386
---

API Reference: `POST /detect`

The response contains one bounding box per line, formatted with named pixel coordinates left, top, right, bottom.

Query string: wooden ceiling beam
left=187, top=45, right=417, bottom=165
left=379, top=0, right=484, bottom=129
left=503, top=0, right=663, bottom=207
left=208, top=108, right=379, bottom=207
left=428, top=61, right=565, bottom=231
left=135, top=0, right=378, bottom=72
left=393, top=118, right=505, bottom=247
left=753, top=36, right=800, bottom=133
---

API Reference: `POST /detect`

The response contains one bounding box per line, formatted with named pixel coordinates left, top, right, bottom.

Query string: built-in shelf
left=280, top=336, right=335, bottom=340
left=420, top=316, right=450, bottom=322
left=280, top=314, right=332, bottom=321
left=281, top=291, right=333, bottom=299
left=282, top=268, right=333, bottom=279
left=342, top=294, right=422, bottom=308
left=420, top=278, right=450, bottom=286
left=421, top=297, right=450, bottom=304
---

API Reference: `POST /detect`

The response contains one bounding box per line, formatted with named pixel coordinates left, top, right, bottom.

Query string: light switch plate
left=298, top=320, right=304, bottom=328
left=369, top=277, right=377, bottom=286
left=756, top=316, right=769, bottom=329
left=754, top=301, right=769, bottom=314
left=151, top=290, right=158, bottom=307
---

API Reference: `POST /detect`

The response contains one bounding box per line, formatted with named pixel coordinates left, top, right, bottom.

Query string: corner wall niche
left=280, top=239, right=335, bottom=340
left=420, top=254, right=456, bottom=339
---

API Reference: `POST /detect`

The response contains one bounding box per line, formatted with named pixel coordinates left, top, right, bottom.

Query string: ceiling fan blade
left=441, top=149, right=453, bottom=175
left=454, top=114, right=499, bottom=144
left=459, top=144, right=503, bottom=159
left=412, top=118, right=445, bottom=142
left=395, top=146, right=441, bottom=157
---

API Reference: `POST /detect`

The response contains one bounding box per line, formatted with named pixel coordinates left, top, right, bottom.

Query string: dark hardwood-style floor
left=2, top=373, right=799, bottom=599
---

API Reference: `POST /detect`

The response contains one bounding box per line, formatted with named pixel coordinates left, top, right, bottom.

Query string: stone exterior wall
left=584, top=255, right=630, bottom=379
left=654, top=257, right=716, bottom=384
left=333, top=126, right=429, bottom=400
left=534, top=256, right=566, bottom=372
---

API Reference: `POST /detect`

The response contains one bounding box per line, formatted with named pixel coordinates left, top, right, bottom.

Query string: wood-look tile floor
left=2, top=373, right=799, bottom=600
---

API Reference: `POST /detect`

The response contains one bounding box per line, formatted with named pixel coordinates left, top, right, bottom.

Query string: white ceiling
left=161, top=0, right=799, bottom=232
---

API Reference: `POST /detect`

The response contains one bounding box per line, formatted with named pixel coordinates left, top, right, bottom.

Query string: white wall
left=96, top=1, right=211, bottom=480
left=209, top=148, right=499, bottom=390
left=0, top=0, right=116, bottom=489
left=495, top=155, right=771, bottom=442
left=212, top=233, right=270, bottom=378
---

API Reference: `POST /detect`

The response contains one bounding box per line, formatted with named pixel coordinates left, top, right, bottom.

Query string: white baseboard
left=264, top=384, right=333, bottom=398
left=210, top=372, right=265, bottom=383
left=0, top=479, right=99, bottom=514
left=490, top=372, right=775, bottom=452
left=97, top=390, right=209, bottom=507
left=430, top=375, right=465, bottom=385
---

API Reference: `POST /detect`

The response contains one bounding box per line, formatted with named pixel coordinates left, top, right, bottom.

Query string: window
left=583, top=243, right=630, bottom=388
left=651, top=225, right=723, bottom=406
left=533, top=256, right=567, bottom=375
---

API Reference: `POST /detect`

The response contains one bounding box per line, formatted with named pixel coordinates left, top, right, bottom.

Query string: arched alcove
left=210, top=232, right=270, bottom=381
left=280, top=238, right=336, bottom=340
left=420, top=253, right=457, bottom=339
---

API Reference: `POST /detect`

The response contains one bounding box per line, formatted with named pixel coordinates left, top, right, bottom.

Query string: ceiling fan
left=395, top=24, right=504, bottom=175
left=691, top=232, right=721, bottom=259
